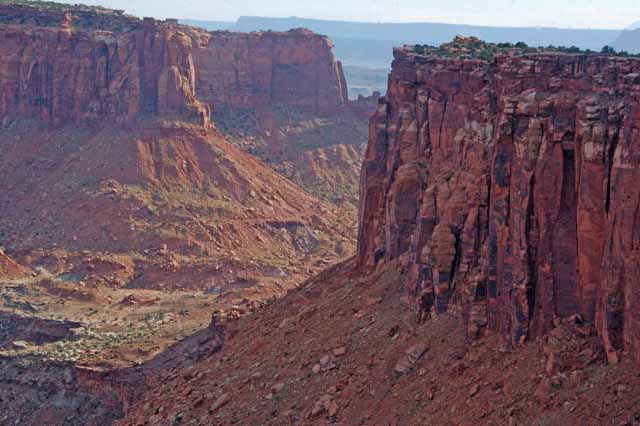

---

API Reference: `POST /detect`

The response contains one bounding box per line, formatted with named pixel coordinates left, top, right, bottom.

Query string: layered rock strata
left=0, top=3, right=348, bottom=127
left=357, top=47, right=640, bottom=366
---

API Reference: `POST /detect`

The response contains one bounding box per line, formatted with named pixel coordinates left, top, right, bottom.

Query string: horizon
left=185, top=15, right=630, bottom=32
left=49, top=0, right=639, bottom=31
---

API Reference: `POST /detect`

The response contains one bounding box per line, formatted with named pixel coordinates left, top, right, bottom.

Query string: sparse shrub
left=601, top=45, right=616, bottom=54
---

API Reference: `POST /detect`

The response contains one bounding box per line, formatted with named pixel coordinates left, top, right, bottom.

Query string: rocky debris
left=10, top=340, right=30, bottom=350
left=271, top=382, right=285, bottom=394
left=320, top=354, right=331, bottom=366
left=357, top=40, right=640, bottom=366
left=542, top=315, right=605, bottom=377
left=210, top=393, right=230, bottom=412
left=394, top=343, right=429, bottom=375
left=0, top=251, right=27, bottom=279
left=469, top=384, right=480, bottom=398
left=309, top=394, right=338, bottom=419
left=0, top=312, right=81, bottom=349
left=205, top=314, right=225, bottom=351
left=0, top=355, right=135, bottom=426
left=116, top=294, right=160, bottom=307
left=313, top=353, right=338, bottom=374
left=2, top=296, right=40, bottom=313
left=84, top=255, right=640, bottom=426
left=333, top=346, right=347, bottom=357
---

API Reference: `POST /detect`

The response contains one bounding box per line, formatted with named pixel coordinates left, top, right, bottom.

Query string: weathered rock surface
left=357, top=46, right=640, bottom=366
left=0, top=312, right=81, bottom=349
left=191, top=29, right=348, bottom=115
left=0, top=10, right=208, bottom=126
left=0, top=3, right=348, bottom=127
left=394, top=342, right=428, bottom=374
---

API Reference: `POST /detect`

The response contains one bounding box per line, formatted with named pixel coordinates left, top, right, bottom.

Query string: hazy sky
left=55, top=0, right=639, bottom=29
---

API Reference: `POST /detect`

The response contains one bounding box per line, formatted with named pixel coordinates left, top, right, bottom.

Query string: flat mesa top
left=0, top=1, right=329, bottom=41
left=401, top=35, right=637, bottom=61
left=0, top=0, right=141, bottom=31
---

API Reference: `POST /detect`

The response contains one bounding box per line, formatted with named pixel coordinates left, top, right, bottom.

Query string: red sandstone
left=357, top=47, right=640, bottom=366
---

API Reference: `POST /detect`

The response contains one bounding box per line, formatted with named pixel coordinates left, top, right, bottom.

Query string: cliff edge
left=358, top=38, right=640, bottom=366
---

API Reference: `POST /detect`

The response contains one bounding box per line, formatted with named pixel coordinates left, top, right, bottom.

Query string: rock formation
left=357, top=42, right=640, bottom=366
left=0, top=1, right=357, bottom=293
left=0, top=2, right=371, bottom=205
left=191, top=29, right=348, bottom=115
left=0, top=8, right=207, bottom=126
left=0, top=3, right=348, bottom=127
left=0, top=250, right=26, bottom=279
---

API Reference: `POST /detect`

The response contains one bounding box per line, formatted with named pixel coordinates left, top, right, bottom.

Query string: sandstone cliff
left=191, top=29, right=348, bottom=115
left=0, top=3, right=348, bottom=127
left=0, top=6, right=207, bottom=126
left=357, top=46, right=640, bottom=366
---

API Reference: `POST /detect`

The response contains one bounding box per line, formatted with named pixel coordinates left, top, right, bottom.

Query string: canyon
left=0, top=1, right=372, bottom=207
left=1, top=2, right=640, bottom=425
left=0, top=0, right=368, bottom=385
left=0, top=2, right=373, bottom=423
left=0, top=0, right=369, bottom=297
left=118, top=38, right=640, bottom=426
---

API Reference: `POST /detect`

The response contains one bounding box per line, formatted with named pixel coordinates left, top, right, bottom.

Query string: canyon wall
left=0, top=2, right=358, bottom=294
left=0, top=3, right=347, bottom=128
left=0, top=12, right=208, bottom=126
left=191, top=29, right=348, bottom=114
left=357, top=48, right=640, bottom=366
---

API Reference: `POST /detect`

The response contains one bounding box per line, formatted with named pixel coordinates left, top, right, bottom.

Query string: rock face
left=192, top=29, right=348, bottom=115
left=0, top=244, right=27, bottom=279
left=0, top=4, right=347, bottom=128
left=357, top=47, right=640, bottom=366
left=0, top=251, right=26, bottom=279
left=0, top=8, right=208, bottom=127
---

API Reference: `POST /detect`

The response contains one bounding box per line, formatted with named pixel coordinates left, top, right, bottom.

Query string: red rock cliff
left=0, top=3, right=347, bottom=127
left=357, top=47, right=640, bottom=366
left=191, top=29, right=348, bottom=114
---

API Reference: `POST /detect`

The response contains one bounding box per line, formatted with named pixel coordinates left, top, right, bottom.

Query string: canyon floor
left=0, top=118, right=357, bottom=371
left=4, top=258, right=637, bottom=425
